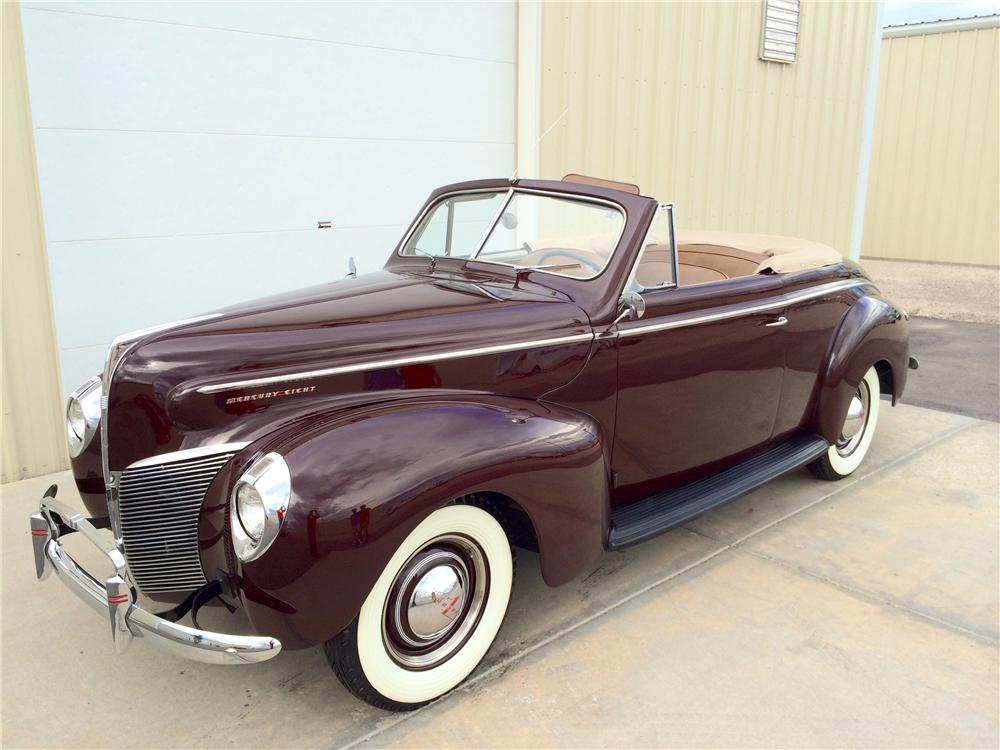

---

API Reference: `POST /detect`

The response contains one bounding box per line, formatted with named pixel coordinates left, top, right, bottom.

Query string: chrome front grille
left=119, top=451, right=235, bottom=594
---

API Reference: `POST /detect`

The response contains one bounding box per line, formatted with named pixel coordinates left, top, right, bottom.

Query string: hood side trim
left=196, top=332, right=596, bottom=395
left=127, top=442, right=251, bottom=470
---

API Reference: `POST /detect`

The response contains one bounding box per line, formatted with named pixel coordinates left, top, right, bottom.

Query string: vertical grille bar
left=118, top=452, right=234, bottom=594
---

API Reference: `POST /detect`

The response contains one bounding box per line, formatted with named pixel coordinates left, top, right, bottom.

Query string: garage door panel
left=22, top=8, right=514, bottom=143
left=24, top=1, right=515, bottom=64
left=49, top=222, right=406, bottom=390
left=36, top=129, right=513, bottom=241
left=22, top=2, right=516, bottom=394
left=59, top=343, right=115, bottom=398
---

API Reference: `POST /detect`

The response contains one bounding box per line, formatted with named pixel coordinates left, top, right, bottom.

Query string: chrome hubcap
left=408, top=563, right=465, bottom=639
left=382, top=534, right=489, bottom=670
left=836, top=380, right=871, bottom=457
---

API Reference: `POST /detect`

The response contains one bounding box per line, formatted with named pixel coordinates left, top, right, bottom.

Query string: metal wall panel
left=1, top=2, right=68, bottom=482
left=538, top=1, right=879, bottom=255
left=862, top=20, right=999, bottom=265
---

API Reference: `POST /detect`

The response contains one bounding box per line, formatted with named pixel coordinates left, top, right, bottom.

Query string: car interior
left=637, top=243, right=767, bottom=287
left=547, top=174, right=842, bottom=287
left=519, top=241, right=769, bottom=287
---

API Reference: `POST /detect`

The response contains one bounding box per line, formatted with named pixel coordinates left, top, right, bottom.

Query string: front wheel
left=325, top=503, right=514, bottom=711
left=809, top=365, right=881, bottom=481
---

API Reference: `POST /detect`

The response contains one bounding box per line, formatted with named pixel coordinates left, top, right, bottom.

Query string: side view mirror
left=619, top=290, right=646, bottom=321
left=603, top=291, right=645, bottom=335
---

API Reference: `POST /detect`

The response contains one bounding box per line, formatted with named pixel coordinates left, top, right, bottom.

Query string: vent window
left=760, top=0, right=800, bottom=63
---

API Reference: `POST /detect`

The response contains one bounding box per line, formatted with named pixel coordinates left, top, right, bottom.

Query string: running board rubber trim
left=608, top=433, right=829, bottom=549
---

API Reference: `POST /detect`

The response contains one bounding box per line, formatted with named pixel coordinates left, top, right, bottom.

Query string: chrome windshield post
left=471, top=188, right=515, bottom=259
left=667, top=202, right=679, bottom=290
left=621, top=202, right=679, bottom=295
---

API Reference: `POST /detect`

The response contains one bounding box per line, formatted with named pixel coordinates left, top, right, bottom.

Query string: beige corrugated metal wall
left=1, top=2, right=68, bottom=483
left=862, top=20, right=999, bottom=265
left=537, top=1, right=879, bottom=254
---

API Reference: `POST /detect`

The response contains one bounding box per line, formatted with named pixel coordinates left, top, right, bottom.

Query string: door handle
left=764, top=316, right=788, bottom=328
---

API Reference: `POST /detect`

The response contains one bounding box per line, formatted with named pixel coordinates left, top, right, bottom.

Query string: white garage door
left=20, top=1, right=515, bottom=393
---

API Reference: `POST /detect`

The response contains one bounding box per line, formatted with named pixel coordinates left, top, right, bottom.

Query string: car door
left=609, top=207, right=787, bottom=503
left=769, top=277, right=857, bottom=441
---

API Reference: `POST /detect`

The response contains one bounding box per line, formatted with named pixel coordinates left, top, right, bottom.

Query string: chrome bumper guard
left=31, top=487, right=281, bottom=664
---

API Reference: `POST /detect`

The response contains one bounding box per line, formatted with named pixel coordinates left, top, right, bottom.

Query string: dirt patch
left=860, top=258, right=999, bottom=324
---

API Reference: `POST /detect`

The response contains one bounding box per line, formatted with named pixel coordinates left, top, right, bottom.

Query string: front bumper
left=31, top=486, right=281, bottom=664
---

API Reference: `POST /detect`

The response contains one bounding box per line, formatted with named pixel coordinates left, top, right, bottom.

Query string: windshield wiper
left=431, top=278, right=505, bottom=302
left=410, top=247, right=437, bottom=271
left=509, top=262, right=582, bottom=289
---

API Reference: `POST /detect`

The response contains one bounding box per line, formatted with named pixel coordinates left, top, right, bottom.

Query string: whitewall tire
left=810, top=366, right=881, bottom=480
left=325, top=503, right=514, bottom=711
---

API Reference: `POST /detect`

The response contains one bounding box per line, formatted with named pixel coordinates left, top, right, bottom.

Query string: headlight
left=66, top=376, right=102, bottom=458
left=235, top=483, right=267, bottom=541
left=230, top=453, right=291, bottom=562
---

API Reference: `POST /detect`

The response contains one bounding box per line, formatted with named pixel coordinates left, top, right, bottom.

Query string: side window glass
left=632, top=204, right=676, bottom=291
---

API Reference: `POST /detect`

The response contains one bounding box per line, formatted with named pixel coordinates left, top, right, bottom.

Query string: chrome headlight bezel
left=230, top=453, right=291, bottom=562
left=66, top=376, right=102, bottom=458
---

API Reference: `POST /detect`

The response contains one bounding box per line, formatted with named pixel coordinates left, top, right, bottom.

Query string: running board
left=608, top=433, right=829, bottom=549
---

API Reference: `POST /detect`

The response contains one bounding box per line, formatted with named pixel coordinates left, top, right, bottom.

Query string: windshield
left=400, top=190, right=626, bottom=279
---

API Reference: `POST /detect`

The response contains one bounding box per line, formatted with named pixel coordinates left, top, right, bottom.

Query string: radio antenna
left=510, top=105, right=569, bottom=181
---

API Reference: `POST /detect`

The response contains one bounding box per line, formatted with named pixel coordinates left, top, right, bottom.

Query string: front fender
left=238, top=396, right=609, bottom=648
left=810, top=291, right=909, bottom=444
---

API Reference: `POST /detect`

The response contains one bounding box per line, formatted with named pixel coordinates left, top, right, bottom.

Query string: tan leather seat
left=636, top=243, right=767, bottom=287
left=678, top=263, right=726, bottom=285
left=524, top=238, right=803, bottom=286
left=676, top=230, right=842, bottom=273
left=635, top=257, right=725, bottom=287
left=677, top=243, right=767, bottom=281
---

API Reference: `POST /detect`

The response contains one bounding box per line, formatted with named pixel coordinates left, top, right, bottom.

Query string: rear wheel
left=325, top=503, right=514, bottom=711
left=809, top=366, right=881, bottom=481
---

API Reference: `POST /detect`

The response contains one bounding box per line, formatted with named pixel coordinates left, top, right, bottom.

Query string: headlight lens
left=230, top=453, right=291, bottom=562
left=66, top=376, right=102, bottom=458
left=235, top=483, right=267, bottom=541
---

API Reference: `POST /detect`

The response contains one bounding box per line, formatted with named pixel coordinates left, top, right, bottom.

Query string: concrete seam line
left=339, top=542, right=733, bottom=750
left=727, top=418, right=980, bottom=548
left=683, top=418, right=978, bottom=551
left=685, top=419, right=993, bottom=643
left=684, top=516, right=997, bottom=643
left=341, top=419, right=979, bottom=747
left=739, top=547, right=999, bottom=646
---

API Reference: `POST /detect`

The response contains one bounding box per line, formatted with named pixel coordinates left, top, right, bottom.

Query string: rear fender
left=810, top=292, right=909, bottom=444
left=238, top=396, right=608, bottom=648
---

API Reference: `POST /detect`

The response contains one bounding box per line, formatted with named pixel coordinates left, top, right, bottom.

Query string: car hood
left=106, top=269, right=595, bottom=469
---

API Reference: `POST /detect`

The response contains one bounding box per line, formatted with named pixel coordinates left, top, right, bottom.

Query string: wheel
left=325, top=503, right=514, bottom=711
left=809, top=366, right=881, bottom=481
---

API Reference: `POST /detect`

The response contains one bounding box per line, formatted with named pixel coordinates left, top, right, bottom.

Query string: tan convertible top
left=676, top=230, right=843, bottom=274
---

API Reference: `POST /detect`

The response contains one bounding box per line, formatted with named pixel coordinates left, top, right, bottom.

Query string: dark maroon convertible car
left=32, top=175, right=914, bottom=710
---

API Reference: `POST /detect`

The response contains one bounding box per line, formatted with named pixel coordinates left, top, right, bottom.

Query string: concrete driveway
left=2, top=403, right=997, bottom=749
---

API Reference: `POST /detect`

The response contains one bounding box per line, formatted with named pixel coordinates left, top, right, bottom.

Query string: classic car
left=32, top=174, right=916, bottom=710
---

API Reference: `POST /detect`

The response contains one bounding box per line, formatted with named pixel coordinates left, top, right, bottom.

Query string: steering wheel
left=532, top=248, right=603, bottom=274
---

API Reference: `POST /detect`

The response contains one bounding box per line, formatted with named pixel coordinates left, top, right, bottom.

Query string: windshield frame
left=396, top=187, right=629, bottom=282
